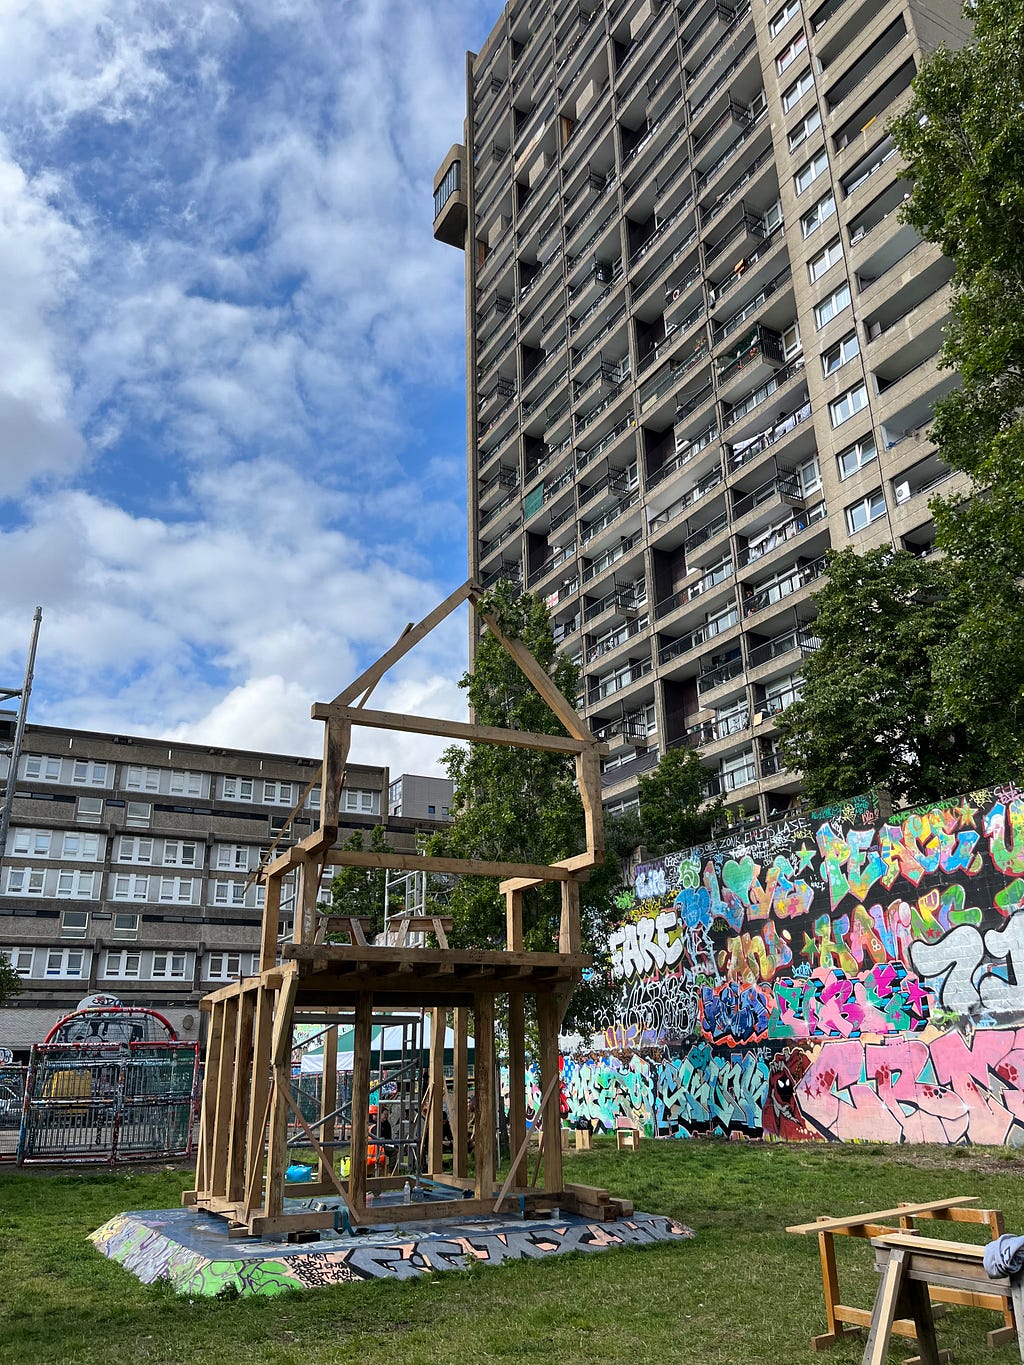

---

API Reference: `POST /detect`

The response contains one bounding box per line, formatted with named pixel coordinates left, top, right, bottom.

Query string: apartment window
left=801, top=190, right=835, bottom=238
left=722, top=750, right=757, bottom=791
left=845, top=488, right=887, bottom=533
left=263, top=780, right=296, bottom=806
left=2, top=947, right=33, bottom=978
left=777, top=31, right=807, bottom=75
left=761, top=198, right=784, bottom=234
left=769, top=0, right=800, bottom=36
left=45, top=949, right=86, bottom=979
left=125, top=765, right=160, bottom=792
left=77, top=796, right=104, bottom=824
left=56, top=870, right=96, bottom=899
left=126, top=802, right=151, bottom=828
left=794, top=148, right=828, bottom=195
left=168, top=769, right=203, bottom=796
left=5, top=868, right=45, bottom=896
left=151, top=952, right=189, bottom=980
left=706, top=605, right=739, bottom=637
left=221, top=776, right=255, bottom=802
left=796, top=454, right=822, bottom=497
left=113, top=873, right=149, bottom=901
left=162, top=840, right=199, bottom=868
left=24, top=755, right=62, bottom=782
left=216, top=845, right=251, bottom=871
left=158, top=877, right=197, bottom=905
left=829, top=381, right=868, bottom=427
left=782, top=69, right=814, bottom=112
left=60, top=909, right=90, bottom=939
left=814, top=279, right=851, bottom=327
left=837, top=436, right=878, bottom=479
left=72, top=759, right=109, bottom=787
left=213, top=880, right=249, bottom=906
left=103, top=950, right=141, bottom=979
left=62, top=832, right=100, bottom=861
left=788, top=106, right=822, bottom=151
left=111, top=913, right=140, bottom=940
left=206, top=951, right=259, bottom=982
left=306, top=786, right=322, bottom=810
left=781, top=322, right=802, bottom=360
left=822, top=331, right=860, bottom=375
left=341, top=789, right=379, bottom=815
left=808, top=237, right=843, bottom=282
left=12, top=829, right=51, bottom=857
left=117, top=836, right=154, bottom=864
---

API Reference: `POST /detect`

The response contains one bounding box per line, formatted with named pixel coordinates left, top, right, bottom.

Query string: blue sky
left=0, top=0, right=505, bottom=774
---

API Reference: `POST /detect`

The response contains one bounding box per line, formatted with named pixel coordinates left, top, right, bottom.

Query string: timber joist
left=186, top=581, right=614, bottom=1239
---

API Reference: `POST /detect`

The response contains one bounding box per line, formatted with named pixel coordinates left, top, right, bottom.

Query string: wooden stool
left=574, top=1128, right=592, bottom=1151
left=615, top=1127, right=640, bottom=1151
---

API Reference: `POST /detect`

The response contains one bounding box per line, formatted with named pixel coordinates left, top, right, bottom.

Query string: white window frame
left=60, top=832, right=101, bottom=861
left=205, top=951, right=259, bottom=982
left=151, top=951, right=190, bottom=981
left=341, top=788, right=379, bottom=815
left=60, top=909, right=90, bottom=939
left=112, top=873, right=150, bottom=901
left=216, top=845, right=252, bottom=871
left=72, top=759, right=109, bottom=787
left=158, top=876, right=197, bottom=905
left=776, top=30, right=807, bottom=73
left=221, top=775, right=255, bottom=802
left=125, top=765, right=161, bottom=792
left=45, top=948, right=87, bottom=979
left=24, top=755, right=62, bottom=782
left=168, top=769, right=203, bottom=797
left=845, top=487, right=887, bottom=533
left=769, top=0, right=800, bottom=36
left=126, top=802, right=151, bottom=829
left=808, top=236, right=843, bottom=282
left=263, top=780, right=296, bottom=806
left=782, top=68, right=814, bottom=112
left=794, top=147, right=828, bottom=195
left=822, top=330, right=860, bottom=375
left=102, top=949, right=142, bottom=980
left=12, top=830, right=51, bottom=857
left=56, top=870, right=96, bottom=899
left=213, top=880, right=249, bottom=906
left=796, top=454, right=822, bottom=497
left=788, top=106, right=822, bottom=151
left=77, top=796, right=104, bottom=824
left=829, top=381, right=868, bottom=427
left=5, top=867, right=46, bottom=896
left=117, top=836, right=154, bottom=864
left=801, top=190, right=836, bottom=238
left=814, top=279, right=851, bottom=328
left=2, top=947, right=33, bottom=977
left=111, top=912, right=140, bottom=940
left=162, top=840, right=199, bottom=868
left=837, top=436, right=878, bottom=479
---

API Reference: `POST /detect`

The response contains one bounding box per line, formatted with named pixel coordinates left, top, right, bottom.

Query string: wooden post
left=348, top=991, right=373, bottom=1214
left=537, top=989, right=563, bottom=1194
left=319, top=1015, right=339, bottom=1187
left=428, top=1006, right=446, bottom=1176
left=211, top=995, right=239, bottom=1197
left=576, top=746, right=605, bottom=865
left=559, top=879, right=581, bottom=955
left=292, top=856, right=320, bottom=946
left=452, top=1006, right=470, bottom=1179
left=243, top=984, right=275, bottom=1219
left=473, top=992, right=495, bottom=1200
left=505, top=888, right=523, bottom=951
left=259, top=874, right=282, bottom=972
left=507, top=991, right=527, bottom=1189
left=226, top=989, right=256, bottom=1202
left=265, top=971, right=298, bottom=1220
left=321, top=716, right=352, bottom=835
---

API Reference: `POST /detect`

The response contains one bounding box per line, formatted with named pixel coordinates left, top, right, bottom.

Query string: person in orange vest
left=367, top=1104, right=387, bottom=1175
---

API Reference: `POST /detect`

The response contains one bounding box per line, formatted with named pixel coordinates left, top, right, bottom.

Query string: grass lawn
left=3, top=1141, right=1024, bottom=1364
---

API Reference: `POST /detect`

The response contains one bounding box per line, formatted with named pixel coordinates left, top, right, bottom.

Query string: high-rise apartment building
left=434, top=0, right=969, bottom=823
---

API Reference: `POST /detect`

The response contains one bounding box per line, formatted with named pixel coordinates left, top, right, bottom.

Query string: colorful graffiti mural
left=575, top=784, right=1024, bottom=1144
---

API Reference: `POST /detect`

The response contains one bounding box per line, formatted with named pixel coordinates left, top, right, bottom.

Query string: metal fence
left=16, top=1041, right=200, bottom=1164
left=0, top=1065, right=27, bottom=1161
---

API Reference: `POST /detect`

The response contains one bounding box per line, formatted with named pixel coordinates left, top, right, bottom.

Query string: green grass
left=3, top=1141, right=1024, bottom=1364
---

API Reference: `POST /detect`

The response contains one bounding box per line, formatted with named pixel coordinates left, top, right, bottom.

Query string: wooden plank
left=575, top=745, right=605, bottom=862
left=278, top=1087, right=354, bottom=1218
left=293, top=855, right=321, bottom=947
left=474, top=992, right=496, bottom=1200
left=901, top=1272, right=943, bottom=1365
left=787, top=1198, right=978, bottom=1236
left=452, top=1006, right=470, bottom=1179
left=287, top=943, right=591, bottom=968
left=505, top=888, right=523, bottom=951
left=248, top=1211, right=341, bottom=1236
left=559, top=878, right=581, bottom=955
left=863, top=1247, right=909, bottom=1365
left=319, top=1018, right=339, bottom=1188
left=320, top=715, right=352, bottom=835
left=493, top=1071, right=559, bottom=1212
left=321, top=848, right=573, bottom=881
left=537, top=990, right=563, bottom=1193
left=427, top=1007, right=446, bottom=1176
left=474, top=602, right=593, bottom=742
left=314, top=704, right=601, bottom=755
left=226, top=990, right=257, bottom=1203
left=348, top=991, right=373, bottom=1214
left=259, top=877, right=283, bottom=972
left=196, top=999, right=225, bottom=1196
left=210, top=996, right=239, bottom=1197
left=873, top=1233, right=988, bottom=1259
left=242, top=984, right=275, bottom=1219
left=350, top=1195, right=516, bottom=1227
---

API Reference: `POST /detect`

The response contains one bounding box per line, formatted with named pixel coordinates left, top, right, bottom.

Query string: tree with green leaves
left=321, top=825, right=400, bottom=938
left=776, top=548, right=990, bottom=804
left=0, top=954, right=20, bottom=1007
left=636, top=744, right=720, bottom=857
left=890, top=0, right=1024, bottom=780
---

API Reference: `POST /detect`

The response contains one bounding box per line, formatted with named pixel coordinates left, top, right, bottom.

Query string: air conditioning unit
left=894, top=481, right=911, bottom=504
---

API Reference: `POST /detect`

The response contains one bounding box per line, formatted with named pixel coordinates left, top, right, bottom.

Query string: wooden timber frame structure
left=186, top=581, right=608, bottom=1237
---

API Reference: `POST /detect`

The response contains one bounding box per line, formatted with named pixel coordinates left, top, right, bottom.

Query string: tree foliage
left=322, top=825, right=399, bottom=938
left=636, top=745, right=719, bottom=857
left=0, top=954, right=21, bottom=1008
left=776, top=548, right=989, bottom=804
left=890, top=0, right=1024, bottom=779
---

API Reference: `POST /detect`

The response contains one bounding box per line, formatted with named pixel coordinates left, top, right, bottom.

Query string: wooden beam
left=348, top=991, right=373, bottom=1215
left=323, top=848, right=573, bottom=881
left=312, top=703, right=606, bottom=755
left=226, top=990, right=256, bottom=1203
left=211, top=996, right=239, bottom=1197
left=427, top=1007, right=446, bottom=1176
left=507, top=990, right=527, bottom=1190
left=474, top=992, right=496, bottom=1200
left=349, top=1195, right=516, bottom=1227
left=473, top=600, right=593, bottom=743
left=576, top=745, right=605, bottom=863
left=243, top=986, right=275, bottom=1220
left=559, top=878, right=581, bottom=955
left=537, top=990, right=564, bottom=1193
left=319, top=1017, right=339, bottom=1189
left=505, top=887, right=523, bottom=951
left=452, top=1006, right=470, bottom=1180
left=329, top=580, right=475, bottom=707
left=320, top=715, right=352, bottom=835
left=293, top=855, right=321, bottom=947
left=499, top=853, right=599, bottom=894
left=259, top=879, right=282, bottom=973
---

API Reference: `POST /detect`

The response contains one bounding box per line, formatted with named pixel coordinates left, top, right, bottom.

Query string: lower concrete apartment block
left=434, top=0, right=972, bottom=825
left=0, top=718, right=448, bottom=1060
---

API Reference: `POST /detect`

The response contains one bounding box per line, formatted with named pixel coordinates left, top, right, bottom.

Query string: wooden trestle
left=186, top=581, right=609, bottom=1237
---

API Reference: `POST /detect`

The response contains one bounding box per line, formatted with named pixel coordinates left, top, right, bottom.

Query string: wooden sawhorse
left=788, top=1198, right=1014, bottom=1351
left=863, top=1232, right=1024, bottom=1365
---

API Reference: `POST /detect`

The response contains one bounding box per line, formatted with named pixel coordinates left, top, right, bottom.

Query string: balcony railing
left=587, top=656, right=653, bottom=705
left=742, top=554, right=828, bottom=617
left=726, top=399, right=812, bottom=469
left=658, top=606, right=740, bottom=661
left=656, top=557, right=734, bottom=617
left=747, top=628, right=820, bottom=669
left=723, top=357, right=804, bottom=429
left=684, top=708, right=750, bottom=747
left=713, top=265, right=792, bottom=344
left=527, top=540, right=577, bottom=588
left=697, top=656, right=744, bottom=693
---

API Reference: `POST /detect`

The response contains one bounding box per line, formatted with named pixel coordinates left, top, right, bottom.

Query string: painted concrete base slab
left=90, top=1200, right=695, bottom=1296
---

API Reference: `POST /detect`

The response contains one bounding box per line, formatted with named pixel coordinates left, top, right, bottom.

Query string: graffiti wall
left=564, top=784, right=1024, bottom=1144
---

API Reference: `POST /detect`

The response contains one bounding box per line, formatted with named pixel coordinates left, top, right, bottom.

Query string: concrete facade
left=0, top=719, right=446, bottom=1059
left=434, top=0, right=971, bottom=823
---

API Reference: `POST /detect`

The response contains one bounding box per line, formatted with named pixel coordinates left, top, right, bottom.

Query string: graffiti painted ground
left=3, top=1142, right=1024, bottom=1364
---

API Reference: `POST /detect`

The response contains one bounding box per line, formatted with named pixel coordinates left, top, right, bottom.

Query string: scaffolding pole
left=0, top=607, right=42, bottom=867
